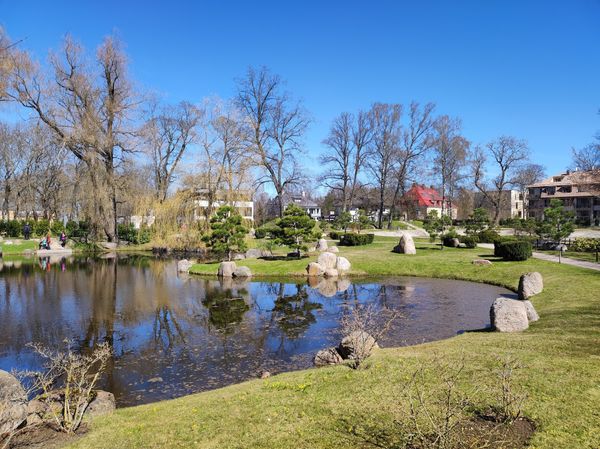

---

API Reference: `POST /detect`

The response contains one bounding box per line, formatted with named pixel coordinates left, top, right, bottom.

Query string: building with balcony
left=527, top=170, right=600, bottom=225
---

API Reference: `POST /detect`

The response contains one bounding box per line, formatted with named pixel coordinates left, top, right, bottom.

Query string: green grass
left=67, top=238, right=600, bottom=449
left=542, top=250, right=600, bottom=264
left=0, top=239, right=37, bottom=255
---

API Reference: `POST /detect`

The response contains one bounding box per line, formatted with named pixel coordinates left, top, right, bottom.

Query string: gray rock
left=327, top=246, right=339, bottom=253
left=518, top=272, right=543, bottom=300
left=316, top=238, right=328, bottom=251
left=0, top=369, right=27, bottom=435
left=449, top=238, right=460, bottom=247
left=472, top=259, right=492, bottom=266
left=218, top=261, right=237, bottom=277
left=306, top=262, right=325, bottom=277
left=233, top=266, right=252, bottom=278
left=522, top=300, right=539, bottom=322
left=260, top=371, right=271, bottom=379
left=233, top=253, right=246, bottom=260
left=392, top=234, right=416, bottom=255
left=85, top=390, right=116, bottom=418
left=324, top=268, right=339, bottom=278
left=490, top=297, right=529, bottom=332
left=245, top=248, right=268, bottom=259
left=336, top=256, right=351, bottom=273
left=314, top=347, right=343, bottom=367
left=338, top=331, right=379, bottom=360
left=26, top=399, right=48, bottom=426
left=177, top=259, right=193, bottom=273
left=317, top=252, right=337, bottom=269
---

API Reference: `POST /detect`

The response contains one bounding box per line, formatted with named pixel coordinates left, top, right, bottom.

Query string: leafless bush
left=340, top=304, right=398, bottom=369
left=17, top=340, right=112, bottom=434
left=492, top=355, right=527, bottom=423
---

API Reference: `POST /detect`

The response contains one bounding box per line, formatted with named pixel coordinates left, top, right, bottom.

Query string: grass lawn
left=542, top=249, right=600, bottom=264
left=67, top=237, right=600, bottom=449
left=0, top=239, right=38, bottom=255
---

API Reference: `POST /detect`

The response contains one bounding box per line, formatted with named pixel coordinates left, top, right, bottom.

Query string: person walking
left=23, top=223, right=31, bottom=240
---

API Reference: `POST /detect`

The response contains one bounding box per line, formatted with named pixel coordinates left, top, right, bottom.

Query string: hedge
left=339, top=233, right=374, bottom=246
left=569, top=238, right=600, bottom=252
left=461, top=235, right=478, bottom=248
left=494, top=240, right=532, bottom=261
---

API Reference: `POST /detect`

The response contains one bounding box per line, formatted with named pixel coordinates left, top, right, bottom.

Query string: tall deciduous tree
left=236, top=66, right=308, bottom=217
left=431, top=115, right=470, bottom=220
left=7, top=35, right=136, bottom=241
left=472, top=136, right=530, bottom=224
left=320, top=112, right=353, bottom=211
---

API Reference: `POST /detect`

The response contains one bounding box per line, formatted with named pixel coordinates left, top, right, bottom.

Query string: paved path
left=477, top=243, right=600, bottom=272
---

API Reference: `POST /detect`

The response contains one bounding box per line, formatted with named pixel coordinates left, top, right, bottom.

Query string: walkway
left=477, top=243, right=600, bottom=272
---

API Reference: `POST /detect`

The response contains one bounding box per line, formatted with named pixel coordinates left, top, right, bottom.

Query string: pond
left=0, top=254, right=511, bottom=406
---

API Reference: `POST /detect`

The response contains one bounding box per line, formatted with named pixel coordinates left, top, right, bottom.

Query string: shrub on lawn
left=329, top=230, right=342, bottom=240
left=569, top=238, right=600, bottom=252
left=477, top=229, right=501, bottom=243
left=494, top=240, right=532, bottom=261
left=339, top=233, right=374, bottom=246
left=461, top=235, right=478, bottom=248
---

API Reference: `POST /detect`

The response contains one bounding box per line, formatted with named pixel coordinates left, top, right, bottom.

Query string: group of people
left=33, top=228, right=68, bottom=250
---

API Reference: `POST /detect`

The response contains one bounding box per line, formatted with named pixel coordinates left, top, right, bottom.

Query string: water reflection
left=0, top=255, right=510, bottom=406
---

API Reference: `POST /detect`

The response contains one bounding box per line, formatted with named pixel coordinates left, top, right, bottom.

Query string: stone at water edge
left=86, top=390, right=116, bottom=418
left=522, top=300, right=539, bottom=322
left=177, top=259, right=193, bottom=273
left=518, top=272, right=544, bottom=300
left=314, top=347, right=343, bottom=367
left=336, top=256, right=351, bottom=273
left=316, top=238, right=328, bottom=251
left=338, top=331, right=379, bottom=360
left=324, top=268, right=339, bottom=278
left=306, top=262, right=325, bottom=277
left=233, top=266, right=252, bottom=278
left=472, top=259, right=492, bottom=266
left=317, top=251, right=337, bottom=269
left=217, top=261, right=237, bottom=277
left=0, top=369, right=28, bottom=435
left=392, top=233, right=416, bottom=255
left=490, top=297, right=529, bottom=332
left=260, top=371, right=271, bottom=379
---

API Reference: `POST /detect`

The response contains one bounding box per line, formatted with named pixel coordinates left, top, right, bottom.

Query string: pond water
left=0, top=255, right=511, bottom=406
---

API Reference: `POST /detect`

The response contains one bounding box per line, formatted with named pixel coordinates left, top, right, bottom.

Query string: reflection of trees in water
left=202, top=281, right=250, bottom=334
left=271, top=284, right=322, bottom=339
left=153, top=305, right=187, bottom=349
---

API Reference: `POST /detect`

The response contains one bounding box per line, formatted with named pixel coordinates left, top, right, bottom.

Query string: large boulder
left=518, top=272, right=544, bottom=300
left=327, top=246, right=339, bottom=253
left=85, top=390, right=116, bottom=418
left=217, top=261, right=237, bottom=278
left=317, top=252, right=337, bottom=269
left=338, top=331, right=379, bottom=360
left=306, top=262, right=325, bottom=277
left=392, top=234, right=416, bottom=255
left=490, top=297, right=529, bottom=332
left=336, top=256, right=351, bottom=273
left=522, top=300, right=539, bottom=322
left=448, top=238, right=460, bottom=248
left=0, top=369, right=28, bottom=435
left=233, top=266, right=252, bottom=278
left=245, top=248, right=268, bottom=259
left=316, top=238, right=328, bottom=251
left=177, top=259, right=193, bottom=273
left=314, top=347, right=343, bottom=367
left=324, top=268, right=339, bottom=278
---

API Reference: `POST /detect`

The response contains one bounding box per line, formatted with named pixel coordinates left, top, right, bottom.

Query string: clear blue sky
left=2, top=0, right=599, bottom=178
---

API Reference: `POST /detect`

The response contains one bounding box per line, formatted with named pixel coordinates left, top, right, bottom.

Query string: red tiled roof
left=404, top=185, right=448, bottom=207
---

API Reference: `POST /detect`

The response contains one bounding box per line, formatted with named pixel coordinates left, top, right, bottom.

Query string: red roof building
left=401, top=184, right=457, bottom=220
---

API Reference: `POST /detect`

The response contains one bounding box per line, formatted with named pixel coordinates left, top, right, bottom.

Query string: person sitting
left=46, top=233, right=52, bottom=248
left=39, top=237, right=47, bottom=250
left=59, top=231, right=67, bottom=247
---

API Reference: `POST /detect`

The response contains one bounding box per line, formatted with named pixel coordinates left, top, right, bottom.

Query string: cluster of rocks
left=314, top=331, right=379, bottom=367
left=392, top=234, right=416, bottom=255
left=490, top=272, right=543, bottom=332
left=0, top=370, right=115, bottom=435
left=306, top=252, right=351, bottom=278
left=177, top=259, right=194, bottom=273
left=217, top=261, right=252, bottom=278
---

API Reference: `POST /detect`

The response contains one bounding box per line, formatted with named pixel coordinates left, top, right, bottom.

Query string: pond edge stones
left=392, top=233, right=416, bottom=255
left=314, top=331, right=379, bottom=367
left=306, top=254, right=352, bottom=278
left=0, top=369, right=28, bottom=435
left=177, top=259, right=193, bottom=273
left=518, top=272, right=543, bottom=300
left=490, top=297, right=529, bottom=332
left=217, top=261, right=252, bottom=278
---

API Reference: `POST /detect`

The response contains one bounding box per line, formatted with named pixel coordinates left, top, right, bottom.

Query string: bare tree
left=319, top=112, right=353, bottom=211
left=236, top=66, right=308, bottom=217
left=472, top=136, right=530, bottom=224
left=572, top=111, right=600, bottom=171
left=349, top=110, right=374, bottom=209
left=6, top=35, right=137, bottom=241
left=431, top=115, right=470, bottom=220
left=0, top=123, right=24, bottom=217
left=368, top=103, right=402, bottom=229
left=388, top=102, right=436, bottom=227
left=513, top=163, right=545, bottom=217
left=144, top=101, right=202, bottom=202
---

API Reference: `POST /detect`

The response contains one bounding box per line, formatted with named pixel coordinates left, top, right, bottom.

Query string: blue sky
left=2, top=0, right=599, bottom=179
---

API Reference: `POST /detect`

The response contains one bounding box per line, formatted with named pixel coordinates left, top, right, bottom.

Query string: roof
left=404, top=185, right=450, bottom=207
left=290, top=196, right=320, bottom=208
left=529, top=170, right=600, bottom=188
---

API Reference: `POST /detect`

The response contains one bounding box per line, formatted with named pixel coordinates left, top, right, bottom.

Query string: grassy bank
left=66, top=238, right=599, bottom=449
left=0, top=239, right=37, bottom=255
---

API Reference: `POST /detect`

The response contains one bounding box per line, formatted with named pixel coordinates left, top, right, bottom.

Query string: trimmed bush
left=254, top=227, right=267, bottom=239
left=339, top=233, right=374, bottom=246
left=494, top=240, right=532, bottom=261
left=329, top=230, right=341, bottom=240
left=461, top=235, right=478, bottom=248
left=477, top=229, right=501, bottom=243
